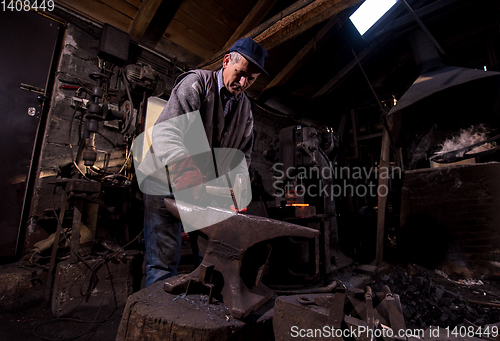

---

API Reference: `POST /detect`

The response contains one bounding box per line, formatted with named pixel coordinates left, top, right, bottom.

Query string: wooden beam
left=124, top=0, right=142, bottom=8
left=214, top=0, right=254, bottom=22
left=199, top=0, right=317, bottom=69
left=138, top=0, right=184, bottom=47
left=174, top=9, right=227, bottom=47
left=221, top=0, right=278, bottom=54
left=160, top=26, right=215, bottom=59
left=128, top=0, right=163, bottom=41
left=168, top=18, right=221, bottom=53
left=55, top=0, right=132, bottom=32
left=371, top=0, right=460, bottom=41
left=99, top=0, right=138, bottom=18
left=192, top=0, right=241, bottom=32
left=255, top=0, right=363, bottom=50
left=257, top=17, right=338, bottom=101
left=376, top=127, right=391, bottom=264
left=155, top=0, right=236, bottom=58
left=200, top=0, right=363, bottom=71
left=179, top=1, right=234, bottom=38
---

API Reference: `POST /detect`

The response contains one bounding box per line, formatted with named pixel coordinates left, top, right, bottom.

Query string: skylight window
left=350, top=0, right=398, bottom=36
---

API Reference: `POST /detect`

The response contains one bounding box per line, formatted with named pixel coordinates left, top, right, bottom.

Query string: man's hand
left=169, top=155, right=207, bottom=203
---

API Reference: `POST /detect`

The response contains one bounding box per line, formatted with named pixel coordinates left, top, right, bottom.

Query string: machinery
left=60, top=24, right=168, bottom=178
left=45, top=24, right=168, bottom=307
left=262, top=125, right=352, bottom=287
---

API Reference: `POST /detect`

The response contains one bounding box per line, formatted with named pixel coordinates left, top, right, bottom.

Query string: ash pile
left=366, top=264, right=500, bottom=330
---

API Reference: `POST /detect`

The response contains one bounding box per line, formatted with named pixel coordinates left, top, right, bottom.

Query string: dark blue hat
left=229, top=37, right=268, bottom=75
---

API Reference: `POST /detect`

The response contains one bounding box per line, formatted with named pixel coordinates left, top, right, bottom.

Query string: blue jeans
left=143, top=193, right=182, bottom=287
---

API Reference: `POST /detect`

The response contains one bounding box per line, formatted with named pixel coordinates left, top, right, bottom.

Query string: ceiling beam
left=200, top=0, right=363, bottom=71
left=221, top=0, right=279, bottom=54
left=256, top=17, right=339, bottom=101
left=128, top=0, right=163, bottom=41
left=255, top=0, right=362, bottom=50
left=199, top=0, right=317, bottom=69
left=139, top=0, right=184, bottom=47
left=371, top=0, right=460, bottom=40
left=196, top=0, right=278, bottom=68
left=54, top=0, right=132, bottom=32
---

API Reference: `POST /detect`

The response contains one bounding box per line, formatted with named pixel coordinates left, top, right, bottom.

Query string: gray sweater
left=151, top=69, right=254, bottom=184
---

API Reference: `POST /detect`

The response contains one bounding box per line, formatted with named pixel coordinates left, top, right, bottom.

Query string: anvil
left=163, top=198, right=320, bottom=319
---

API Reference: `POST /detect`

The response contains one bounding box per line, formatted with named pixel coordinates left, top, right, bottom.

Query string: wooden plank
left=168, top=18, right=220, bottom=54
left=160, top=27, right=215, bottom=59
left=230, top=0, right=256, bottom=16
left=376, top=127, right=391, bottom=264
left=174, top=9, right=227, bottom=47
left=192, top=0, right=241, bottom=31
left=221, top=0, right=278, bottom=53
left=124, top=0, right=142, bottom=9
left=176, top=2, right=234, bottom=39
left=99, top=0, right=138, bottom=19
left=138, top=0, right=183, bottom=47
left=199, top=0, right=318, bottom=70
left=201, top=0, right=363, bottom=70
left=371, top=0, right=460, bottom=41
left=44, top=191, right=67, bottom=302
left=213, top=0, right=253, bottom=22
left=55, top=0, right=132, bottom=31
left=154, top=37, right=205, bottom=68
left=128, top=0, right=163, bottom=41
left=257, top=17, right=338, bottom=100
left=254, top=0, right=363, bottom=51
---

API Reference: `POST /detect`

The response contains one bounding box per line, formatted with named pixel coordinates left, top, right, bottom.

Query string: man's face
left=222, top=54, right=260, bottom=96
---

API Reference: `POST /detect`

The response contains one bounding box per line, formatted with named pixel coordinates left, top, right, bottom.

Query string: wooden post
left=69, top=200, right=83, bottom=264
left=45, top=190, right=67, bottom=302
left=376, top=128, right=391, bottom=264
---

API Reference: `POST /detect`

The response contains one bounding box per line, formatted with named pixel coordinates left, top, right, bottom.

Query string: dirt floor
left=2, top=262, right=500, bottom=340
left=0, top=302, right=123, bottom=341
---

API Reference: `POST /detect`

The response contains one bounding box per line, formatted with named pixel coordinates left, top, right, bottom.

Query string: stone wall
left=27, top=24, right=123, bottom=250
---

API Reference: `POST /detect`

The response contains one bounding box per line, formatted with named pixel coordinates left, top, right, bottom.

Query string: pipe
left=400, top=0, right=449, bottom=60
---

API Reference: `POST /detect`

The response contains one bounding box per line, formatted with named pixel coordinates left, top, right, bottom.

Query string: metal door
left=0, top=10, right=60, bottom=259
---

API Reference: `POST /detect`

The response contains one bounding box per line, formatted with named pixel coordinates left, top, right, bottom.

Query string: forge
left=381, top=30, right=500, bottom=277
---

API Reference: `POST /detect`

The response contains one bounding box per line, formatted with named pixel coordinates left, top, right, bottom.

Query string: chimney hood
left=386, top=30, right=500, bottom=146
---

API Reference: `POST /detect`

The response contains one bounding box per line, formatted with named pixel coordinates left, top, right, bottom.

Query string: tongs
left=429, top=133, right=500, bottom=163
